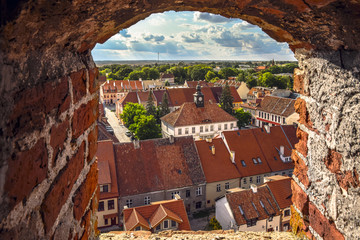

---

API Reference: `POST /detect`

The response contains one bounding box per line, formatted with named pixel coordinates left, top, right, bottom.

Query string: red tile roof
left=167, top=88, right=195, bottom=107
left=160, top=73, right=175, bottom=79
left=102, top=80, right=143, bottom=92
left=186, top=81, right=214, bottom=88
left=118, top=92, right=139, bottom=106
left=96, top=140, right=119, bottom=199
left=113, top=137, right=205, bottom=197
left=258, top=96, right=296, bottom=117
left=195, top=138, right=241, bottom=183
left=161, top=101, right=237, bottom=127
left=225, top=185, right=281, bottom=226
left=98, top=122, right=119, bottom=143
left=266, top=177, right=292, bottom=209
left=123, top=199, right=190, bottom=231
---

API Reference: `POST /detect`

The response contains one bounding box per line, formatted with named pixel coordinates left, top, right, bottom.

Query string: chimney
left=264, top=124, right=270, bottom=133
left=280, top=145, right=284, bottom=156
left=124, top=206, right=128, bottom=209
left=113, top=82, right=115, bottom=87
left=211, top=145, right=215, bottom=155
left=251, top=184, right=257, bottom=193
left=107, top=80, right=109, bottom=84
left=174, top=194, right=181, bottom=200
left=230, top=151, right=235, bottom=163
left=133, top=140, right=140, bottom=149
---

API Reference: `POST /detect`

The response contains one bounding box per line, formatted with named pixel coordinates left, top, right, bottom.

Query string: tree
left=246, top=75, right=257, bottom=88
left=129, top=115, right=162, bottom=140
left=205, top=70, right=216, bottom=82
left=159, top=92, right=170, bottom=117
left=127, top=70, right=147, bottom=80
left=209, top=217, right=222, bottom=230
left=234, top=108, right=252, bottom=128
left=219, top=67, right=238, bottom=79
left=258, top=72, right=276, bottom=87
left=146, top=91, right=156, bottom=116
left=120, top=103, right=146, bottom=128
left=219, top=82, right=234, bottom=114
left=164, top=80, right=170, bottom=86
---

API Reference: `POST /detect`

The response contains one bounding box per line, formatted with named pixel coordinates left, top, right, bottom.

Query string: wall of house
left=215, top=197, right=236, bottom=230
left=97, top=197, right=118, bottom=228
left=206, top=179, right=240, bottom=208
left=285, top=113, right=299, bottom=125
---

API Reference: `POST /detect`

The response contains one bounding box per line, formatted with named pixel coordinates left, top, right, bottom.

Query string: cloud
left=143, top=34, right=165, bottom=42
left=193, top=12, right=233, bottom=23
left=129, top=41, right=184, bottom=54
left=94, top=40, right=128, bottom=50
left=181, top=33, right=203, bottom=43
left=119, top=29, right=131, bottom=38
left=232, top=21, right=257, bottom=30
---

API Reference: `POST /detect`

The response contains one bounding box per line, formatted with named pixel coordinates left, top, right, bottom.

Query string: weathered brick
left=293, top=69, right=308, bottom=95
left=88, top=68, right=99, bottom=94
left=73, top=161, right=98, bottom=221
left=79, top=210, right=91, bottom=240
left=295, top=128, right=308, bottom=157
left=50, top=119, right=70, bottom=166
left=87, top=126, right=98, bottom=163
left=72, top=98, right=98, bottom=139
left=5, top=138, right=48, bottom=209
left=71, top=69, right=87, bottom=104
left=324, top=150, right=342, bottom=174
left=309, top=203, right=345, bottom=240
left=294, top=98, right=313, bottom=128
left=292, top=151, right=311, bottom=188
left=291, top=180, right=309, bottom=216
left=41, top=143, right=85, bottom=234
left=336, top=169, right=360, bottom=191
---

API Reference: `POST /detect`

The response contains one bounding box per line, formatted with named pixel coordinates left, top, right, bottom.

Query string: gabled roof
left=113, top=136, right=205, bottom=197
left=186, top=80, right=214, bottom=88
left=225, top=185, right=281, bottom=226
left=152, top=89, right=168, bottom=106
left=167, top=88, right=195, bottom=107
left=266, top=177, right=292, bottom=209
left=161, top=101, right=237, bottom=127
left=195, top=138, right=241, bottom=183
left=96, top=140, right=119, bottom=199
left=258, top=96, right=296, bottom=117
left=160, top=73, right=175, bottom=79
left=97, top=122, right=119, bottom=143
left=123, top=199, right=190, bottom=231
left=102, top=80, right=143, bottom=92
left=118, top=92, right=139, bottom=106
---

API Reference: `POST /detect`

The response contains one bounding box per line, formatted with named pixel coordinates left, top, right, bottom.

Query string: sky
left=92, top=11, right=296, bottom=61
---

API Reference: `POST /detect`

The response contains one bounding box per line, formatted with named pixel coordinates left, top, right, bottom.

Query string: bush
left=209, top=216, right=222, bottom=230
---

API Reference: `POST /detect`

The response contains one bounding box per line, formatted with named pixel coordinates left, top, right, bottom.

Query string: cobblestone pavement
left=104, top=106, right=132, bottom=143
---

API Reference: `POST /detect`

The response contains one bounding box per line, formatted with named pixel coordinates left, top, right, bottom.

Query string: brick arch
left=1, top=1, right=360, bottom=239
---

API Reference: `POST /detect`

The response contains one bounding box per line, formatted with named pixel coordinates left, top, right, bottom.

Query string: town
left=95, top=61, right=299, bottom=233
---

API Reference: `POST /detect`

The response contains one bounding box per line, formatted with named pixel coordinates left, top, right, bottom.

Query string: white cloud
left=193, top=12, right=233, bottom=23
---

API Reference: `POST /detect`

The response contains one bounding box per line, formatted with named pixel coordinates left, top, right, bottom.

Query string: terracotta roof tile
left=258, top=96, right=296, bottom=117
left=98, top=122, right=119, bottom=143
left=195, top=139, right=241, bottom=183
left=186, top=81, right=214, bottom=88
left=161, top=102, right=237, bottom=127
left=266, top=177, right=292, bottom=209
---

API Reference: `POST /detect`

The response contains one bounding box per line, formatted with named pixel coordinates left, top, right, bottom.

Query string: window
left=102, top=185, right=108, bottom=192
left=241, top=160, right=246, bottom=167
left=256, top=176, right=261, bottom=184
left=108, top=200, right=115, bottom=210
left=218, top=124, right=221, bottom=130
left=230, top=123, right=234, bottom=129
left=192, top=127, right=195, bottom=133
left=250, top=177, right=253, bottom=183
left=224, top=124, right=228, bottom=130
left=156, top=224, right=161, bottom=230
left=283, top=117, right=286, bottom=124
left=144, top=196, right=151, bottom=205
left=205, top=125, right=209, bottom=132
left=225, top=182, right=230, bottom=190
left=207, top=200, right=210, bottom=204
left=275, top=116, right=277, bottom=122
left=267, top=113, right=269, bottom=119
left=171, top=191, right=180, bottom=199
left=252, top=158, right=258, bottom=164
left=163, top=220, right=169, bottom=229
left=243, top=178, right=247, bottom=184
left=104, top=219, right=108, bottom=225
left=257, top=158, right=262, bottom=164
left=247, top=219, right=257, bottom=227
left=178, top=128, right=182, bottom=135
left=210, top=125, right=214, bottom=131
left=274, top=156, right=277, bottom=160
left=196, top=187, right=202, bottom=196
left=186, top=189, right=190, bottom=198
left=282, top=172, right=286, bottom=175
left=171, top=220, right=177, bottom=227
left=284, top=209, right=291, bottom=216
left=135, top=226, right=141, bottom=231
left=200, top=126, right=203, bottom=132
left=126, top=199, right=132, bottom=208
left=216, top=184, right=221, bottom=192
left=269, top=215, right=273, bottom=222
left=196, top=201, right=202, bottom=209
left=98, top=201, right=104, bottom=211
left=185, top=128, right=189, bottom=134
left=272, top=115, right=274, bottom=121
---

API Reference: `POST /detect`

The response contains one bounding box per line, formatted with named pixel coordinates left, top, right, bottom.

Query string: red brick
left=41, top=143, right=85, bottom=233
left=309, top=203, right=345, bottom=240
left=5, top=138, right=48, bottom=209
left=294, top=98, right=313, bottom=128
left=291, top=180, right=309, bottom=216
left=73, top=161, right=98, bottom=221
left=336, top=169, right=360, bottom=191
left=87, top=126, right=98, bottom=163
left=295, top=128, right=308, bottom=157
left=71, top=69, right=87, bottom=104
left=293, top=69, right=308, bottom=95
left=88, top=68, right=99, bottom=94
left=292, top=151, right=311, bottom=188
left=72, top=98, right=98, bottom=139
left=80, top=210, right=91, bottom=240
left=50, top=119, right=70, bottom=166
left=324, top=150, right=342, bottom=174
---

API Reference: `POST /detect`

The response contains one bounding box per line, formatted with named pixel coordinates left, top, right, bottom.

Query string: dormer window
left=241, top=160, right=246, bottom=167
left=257, top=158, right=262, bottom=164
left=252, top=158, right=258, bottom=164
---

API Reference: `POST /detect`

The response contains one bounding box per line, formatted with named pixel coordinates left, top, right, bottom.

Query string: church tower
left=193, top=83, right=204, bottom=108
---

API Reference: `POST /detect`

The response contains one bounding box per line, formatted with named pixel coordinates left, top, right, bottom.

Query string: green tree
left=187, top=65, right=212, bottom=80
left=128, top=70, right=147, bottom=80
left=205, top=71, right=217, bottom=82
left=234, top=108, right=252, bottom=128
left=258, top=72, right=276, bottom=87
left=219, top=67, right=238, bottom=79
left=146, top=91, right=156, bottom=116
left=120, top=103, right=146, bottom=128
left=164, top=80, right=170, bottom=86
left=246, top=75, right=257, bottom=88
left=115, top=66, right=133, bottom=80
left=209, top=217, right=222, bottom=230
left=129, top=115, right=162, bottom=140
left=236, top=70, right=246, bottom=82
left=159, top=92, right=170, bottom=117
left=219, top=82, right=234, bottom=114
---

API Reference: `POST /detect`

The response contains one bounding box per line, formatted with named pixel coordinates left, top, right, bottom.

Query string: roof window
left=241, top=160, right=246, bottom=167
left=252, top=158, right=258, bottom=164
left=257, top=158, right=262, bottom=164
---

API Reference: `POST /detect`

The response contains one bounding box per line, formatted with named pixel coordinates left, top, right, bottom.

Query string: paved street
left=104, top=106, right=132, bottom=143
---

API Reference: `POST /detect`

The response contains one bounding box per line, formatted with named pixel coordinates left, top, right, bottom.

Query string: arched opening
left=1, top=1, right=359, bottom=239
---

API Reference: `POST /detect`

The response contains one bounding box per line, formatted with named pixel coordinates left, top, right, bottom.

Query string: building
left=246, top=87, right=273, bottom=101
left=161, top=85, right=238, bottom=140
left=122, top=199, right=191, bottom=232
left=216, top=185, right=281, bottom=232
left=96, top=140, right=120, bottom=228
left=113, top=136, right=206, bottom=217
left=185, top=80, right=214, bottom=88
left=142, top=79, right=165, bottom=90
left=160, top=73, right=175, bottom=83
left=214, top=80, right=250, bottom=101
left=100, top=80, right=143, bottom=105
left=195, top=138, right=241, bottom=208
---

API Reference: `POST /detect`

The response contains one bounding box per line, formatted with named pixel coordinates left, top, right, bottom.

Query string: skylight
left=252, top=158, right=258, bottom=164
left=241, top=160, right=246, bottom=167
left=257, top=158, right=262, bottom=164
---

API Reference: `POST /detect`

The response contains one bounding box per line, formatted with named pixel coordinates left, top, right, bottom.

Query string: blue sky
left=92, top=11, right=296, bottom=61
